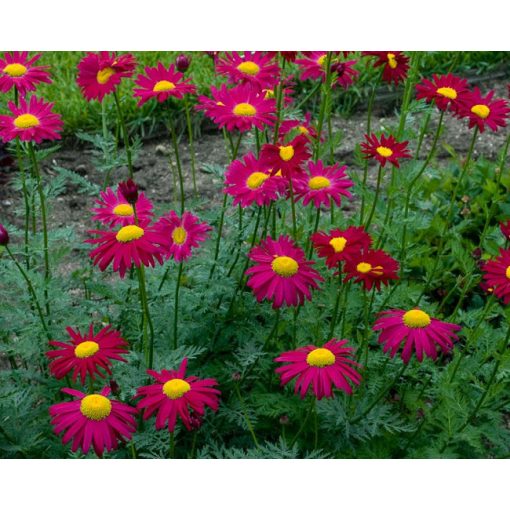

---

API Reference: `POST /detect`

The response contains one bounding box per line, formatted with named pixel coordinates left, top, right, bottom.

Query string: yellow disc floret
left=162, top=378, right=191, bottom=399
left=3, top=63, right=27, bottom=77
left=436, top=87, right=457, bottom=100
left=308, top=176, right=331, bottom=190
left=471, top=104, right=490, bottom=119
left=153, top=80, right=176, bottom=92
left=246, top=172, right=269, bottom=190
left=116, top=225, right=144, bottom=243
left=329, top=236, right=347, bottom=253
left=172, top=226, right=187, bottom=245
left=233, top=102, right=257, bottom=117
left=279, top=145, right=295, bottom=161
left=387, top=53, right=398, bottom=69
left=80, top=394, right=112, bottom=421
left=403, top=309, right=431, bottom=328
left=96, top=67, right=115, bottom=84
left=13, top=114, right=40, bottom=129
left=376, top=146, right=393, bottom=158
left=272, top=255, right=299, bottom=277
left=74, top=341, right=100, bottom=359
left=237, top=61, right=260, bottom=76
left=113, top=203, right=134, bottom=217
left=356, top=262, right=372, bottom=274
left=306, top=348, right=335, bottom=367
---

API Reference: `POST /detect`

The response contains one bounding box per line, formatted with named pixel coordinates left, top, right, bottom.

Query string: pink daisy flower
left=0, top=95, right=62, bottom=144
left=275, top=339, right=362, bottom=399
left=415, top=73, right=469, bottom=112
left=224, top=152, right=280, bottom=208
left=91, top=186, right=154, bottom=228
left=360, top=133, right=411, bottom=168
left=373, top=308, right=462, bottom=364
left=246, top=235, right=324, bottom=308
left=279, top=112, right=319, bottom=141
left=85, top=221, right=166, bottom=278
left=136, top=358, right=220, bottom=432
left=76, top=52, right=137, bottom=103
left=292, top=160, right=353, bottom=209
left=259, top=134, right=311, bottom=179
left=0, top=51, right=51, bottom=96
left=46, top=324, right=129, bottom=385
left=49, top=387, right=137, bottom=457
left=482, top=248, right=510, bottom=304
left=363, top=51, right=410, bottom=85
left=133, top=62, right=196, bottom=107
left=153, top=211, right=211, bottom=262
left=216, top=51, right=280, bottom=91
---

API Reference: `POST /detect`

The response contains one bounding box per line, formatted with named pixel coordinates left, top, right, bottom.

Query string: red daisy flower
left=197, top=83, right=275, bottom=132
left=373, top=308, right=462, bottom=364
left=363, top=51, right=409, bottom=85
left=0, top=51, right=51, bottom=96
left=46, top=324, right=129, bottom=385
left=456, top=87, right=509, bottom=133
left=224, top=152, right=280, bottom=208
left=415, top=73, right=469, bottom=112
left=279, top=112, right=319, bottom=141
left=259, top=134, right=311, bottom=179
left=76, top=52, right=137, bottom=103
left=0, top=95, right=62, bottom=144
left=311, top=226, right=372, bottom=269
left=136, top=358, right=220, bottom=432
left=274, top=339, right=362, bottom=399
left=482, top=248, right=510, bottom=304
left=85, top=221, right=166, bottom=278
left=133, top=62, right=196, bottom=107
left=91, top=186, right=154, bottom=228
left=246, top=235, right=324, bottom=308
left=216, top=51, right=280, bottom=91
left=153, top=211, right=211, bottom=262
left=360, top=133, right=411, bottom=168
left=49, top=387, right=137, bottom=457
left=343, top=248, right=399, bottom=291
left=292, top=160, right=353, bottom=209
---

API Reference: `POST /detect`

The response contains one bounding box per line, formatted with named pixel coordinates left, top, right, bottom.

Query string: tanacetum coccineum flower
left=246, top=235, right=323, bottom=308
left=373, top=308, right=462, bottom=363
left=0, top=95, right=63, bottom=144
left=197, top=83, right=275, bottom=132
left=360, top=133, right=411, bottom=168
left=0, top=51, right=51, bottom=96
left=224, top=152, right=280, bottom=208
left=76, top=52, right=137, bottom=102
left=46, top=324, right=129, bottom=385
left=415, top=74, right=469, bottom=112
left=259, top=135, right=311, bottom=179
left=456, top=87, right=509, bottom=133
left=343, top=248, right=399, bottom=290
left=49, top=387, right=137, bottom=457
left=363, top=51, right=409, bottom=85
left=482, top=248, right=510, bottom=304
left=136, top=358, right=220, bottom=432
left=85, top=221, right=166, bottom=278
left=292, top=160, right=353, bottom=209
left=216, top=51, right=280, bottom=91
left=133, top=63, right=196, bottom=106
left=274, top=339, right=362, bottom=399
left=91, top=186, right=154, bottom=227
left=311, top=226, right=372, bottom=269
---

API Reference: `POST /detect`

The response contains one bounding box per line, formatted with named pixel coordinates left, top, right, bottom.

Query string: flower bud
left=176, top=54, right=190, bottom=73
left=118, top=179, right=138, bottom=205
left=0, top=224, right=9, bottom=246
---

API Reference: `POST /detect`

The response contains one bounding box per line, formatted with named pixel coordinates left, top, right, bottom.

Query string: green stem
left=113, top=90, right=134, bottom=178
left=184, top=97, right=198, bottom=197
left=173, top=261, right=184, bottom=350
left=364, top=164, right=383, bottom=230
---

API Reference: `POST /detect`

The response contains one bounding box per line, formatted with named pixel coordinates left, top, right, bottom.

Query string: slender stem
left=288, top=177, right=297, bottom=239
left=173, top=261, right=184, bottom=350
left=168, top=118, right=185, bottom=215
left=183, top=97, right=198, bottom=197
left=234, top=384, right=260, bottom=449
left=113, top=90, right=134, bottom=178
left=364, top=164, right=383, bottom=230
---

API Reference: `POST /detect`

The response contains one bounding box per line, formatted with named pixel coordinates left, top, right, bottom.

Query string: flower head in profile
left=373, top=308, right=462, bottom=363
left=415, top=74, right=469, bottom=112
left=77, top=52, right=137, bottom=102
left=363, top=51, right=409, bottom=85
left=49, top=387, right=137, bottom=457
left=275, top=339, right=362, bottom=399
left=133, top=63, right=196, bottom=106
left=259, top=135, right=311, bottom=179
left=0, top=95, right=63, bottom=144
left=482, top=248, right=510, bottom=304
left=46, top=324, right=129, bottom=385
left=0, top=51, right=51, bottom=96
left=360, top=133, right=411, bottom=168
left=136, top=358, right=220, bottom=432
left=343, top=248, right=399, bottom=290
left=246, top=235, right=324, bottom=308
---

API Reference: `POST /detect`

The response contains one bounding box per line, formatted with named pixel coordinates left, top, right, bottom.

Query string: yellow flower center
left=356, top=262, right=372, bottom=274
left=436, top=87, right=457, bottom=100
left=279, top=145, right=295, bottom=161
left=471, top=104, right=490, bottom=119
left=153, top=80, right=176, bottom=92
left=116, top=225, right=144, bottom=243
left=316, top=54, right=327, bottom=67
left=172, top=226, right=187, bottom=245
left=162, top=378, right=191, bottom=400
left=264, top=89, right=275, bottom=99
left=113, top=203, right=134, bottom=217
left=387, top=53, right=398, bottom=69
left=402, top=309, right=431, bottom=328
left=80, top=395, right=112, bottom=421
left=298, top=125, right=309, bottom=135
left=306, top=348, right=335, bottom=367
left=271, top=255, right=299, bottom=277
left=308, top=176, right=331, bottom=190
left=13, top=114, right=40, bottom=129
left=74, top=341, right=100, bottom=359
left=3, top=63, right=27, bottom=77
left=506, top=266, right=510, bottom=279
left=237, top=61, right=260, bottom=76
left=329, top=236, right=347, bottom=253
left=246, top=172, right=269, bottom=190
left=96, top=67, right=115, bottom=85
left=376, top=146, right=393, bottom=158
left=233, top=102, right=257, bottom=117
